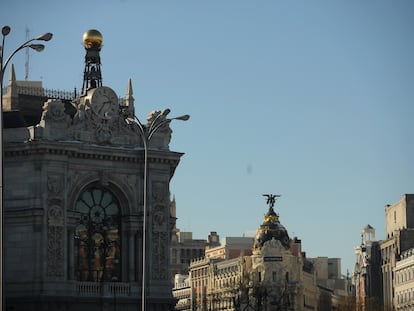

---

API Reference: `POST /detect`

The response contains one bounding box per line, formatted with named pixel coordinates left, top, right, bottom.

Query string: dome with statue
left=253, top=194, right=290, bottom=250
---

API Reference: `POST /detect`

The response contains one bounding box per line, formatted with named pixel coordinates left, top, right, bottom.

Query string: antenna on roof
left=25, top=25, right=30, bottom=80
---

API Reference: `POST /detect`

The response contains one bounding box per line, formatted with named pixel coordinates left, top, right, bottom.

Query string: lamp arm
left=147, top=119, right=171, bottom=142
left=2, top=41, right=36, bottom=75
left=0, top=35, right=6, bottom=78
left=147, top=109, right=169, bottom=134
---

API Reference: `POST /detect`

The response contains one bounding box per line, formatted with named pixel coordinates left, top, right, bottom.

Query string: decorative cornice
left=5, top=140, right=183, bottom=165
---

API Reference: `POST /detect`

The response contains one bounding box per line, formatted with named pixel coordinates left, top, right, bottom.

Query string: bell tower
left=81, top=29, right=103, bottom=94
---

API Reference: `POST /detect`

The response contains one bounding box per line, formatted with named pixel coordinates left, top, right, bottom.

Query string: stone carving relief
left=37, top=99, right=72, bottom=140
left=152, top=204, right=168, bottom=280
left=48, top=174, right=64, bottom=195
left=41, top=99, right=71, bottom=124
left=152, top=182, right=167, bottom=203
left=152, top=231, right=168, bottom=280
left=152, top=205, right=167, bottom=232
left=69, top=97, right=141, bottom=146
left=47, top=204, right=64, bottom=277
left=48, top=204, right=64, bottom=227
left=46, top=173, right=65, bottom=277
left=29, top=86, right=174, bottom=149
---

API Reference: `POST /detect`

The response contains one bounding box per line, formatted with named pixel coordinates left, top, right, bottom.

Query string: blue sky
left=2, top=0, right=413, bottom=274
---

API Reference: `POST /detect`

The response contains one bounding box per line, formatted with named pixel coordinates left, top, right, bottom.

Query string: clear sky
left=2, top=0, right=413, bottom=275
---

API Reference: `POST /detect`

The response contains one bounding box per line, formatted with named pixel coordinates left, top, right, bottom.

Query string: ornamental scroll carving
left=46, top=174, right=65, bottom=277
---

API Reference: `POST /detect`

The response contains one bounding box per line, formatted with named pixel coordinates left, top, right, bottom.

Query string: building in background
left=205, top=236, right=254, bottom=260
left=380, top=194, right=414, bottom=311
left=172, top=195, right=351, bottom=311
left=352, top=225, right=382, bottom=310
left=4, top=29, right=187, bottom=311
left=170, top=197, right=220, bottom=279
left=2, top=63, right=76, bottom=127
left=394, top=247, right=414, bottom=310
left=172, top=274, right=192, bottom=311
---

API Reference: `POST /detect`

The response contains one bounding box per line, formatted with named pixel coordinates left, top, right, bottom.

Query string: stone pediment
left=69, top=97, right=140, bottom=145
left=33, top=97, right=171, bottom=149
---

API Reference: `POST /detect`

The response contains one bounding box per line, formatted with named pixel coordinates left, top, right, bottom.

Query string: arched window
left=74, top=187, right=121, bottom=282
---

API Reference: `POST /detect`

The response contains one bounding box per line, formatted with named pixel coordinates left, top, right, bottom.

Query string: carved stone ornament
left=152, top=182, right=167, bottom=203
left=47, top=226, right=64, bottom=276
left=151, top=205, right=168, bottom=279
left=48, top=205, right=64, bottom=227
left=69, top=87, right=143, bottom=146
left=36, top=99, right=71, bottom=140
left=152, top=231, right=168, bottom=280
left=42, top=99, right=71, bottom=124
left=47, top=205, right=64, bottom=276
left=152, top=205, right=166, bottom=232
left=48, top=174, right=64, bottom=195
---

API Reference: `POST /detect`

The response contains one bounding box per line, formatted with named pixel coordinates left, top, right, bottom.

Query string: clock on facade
left=86, top=86, right=119, bottom=120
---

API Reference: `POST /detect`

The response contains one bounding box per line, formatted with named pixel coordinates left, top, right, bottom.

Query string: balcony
left=77, top=281, right=132, bottom=297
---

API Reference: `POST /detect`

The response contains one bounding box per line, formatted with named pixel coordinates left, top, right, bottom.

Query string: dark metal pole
left=134, top=111, right=189, bottom=311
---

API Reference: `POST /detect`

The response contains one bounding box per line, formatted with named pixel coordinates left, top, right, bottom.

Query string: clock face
left=88, top=86, right=118, bottom=119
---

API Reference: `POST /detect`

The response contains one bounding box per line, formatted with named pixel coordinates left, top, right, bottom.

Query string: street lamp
left=133, top=109, right=189, bottom=311
left=0, top=25, right=53, bottom=308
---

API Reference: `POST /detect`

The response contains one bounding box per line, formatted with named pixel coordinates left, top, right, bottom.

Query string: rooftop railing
left=3, top=85, right=126, bottom=104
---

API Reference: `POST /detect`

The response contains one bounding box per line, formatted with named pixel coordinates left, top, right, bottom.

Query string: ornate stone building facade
left=4, top=30, right=187, bottom=310
left=173, top=195, right=325, bottom=311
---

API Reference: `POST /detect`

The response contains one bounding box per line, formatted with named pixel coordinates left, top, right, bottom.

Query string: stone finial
left=8, top=63, right=16, bottom=84
left=125, top=78, right=135, bottom=117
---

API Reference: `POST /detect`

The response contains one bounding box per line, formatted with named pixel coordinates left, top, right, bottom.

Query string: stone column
left=67, top=210, right=81, bottom=280
left=128, top=231, right=135, bottom=281
left=68, top=229, right=75, bottom=280
left=136, top=231, right=143, bottom=283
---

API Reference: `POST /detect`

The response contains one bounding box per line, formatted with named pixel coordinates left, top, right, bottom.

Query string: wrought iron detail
left=3, top=85, right=127, bottom=104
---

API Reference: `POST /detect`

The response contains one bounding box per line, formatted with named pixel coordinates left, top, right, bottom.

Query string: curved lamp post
left=0, top=25, right=53, bottom=307
left=133, top=109, right=189, bottom=311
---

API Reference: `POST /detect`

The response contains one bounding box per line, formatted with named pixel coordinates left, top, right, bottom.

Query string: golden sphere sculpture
left=82, top=29, right=103, bottom=49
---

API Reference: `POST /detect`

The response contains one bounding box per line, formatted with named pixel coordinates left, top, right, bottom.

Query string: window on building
left=74, top=187, right=121, bottom=282
left=172, top=249, right=177, bottom=264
